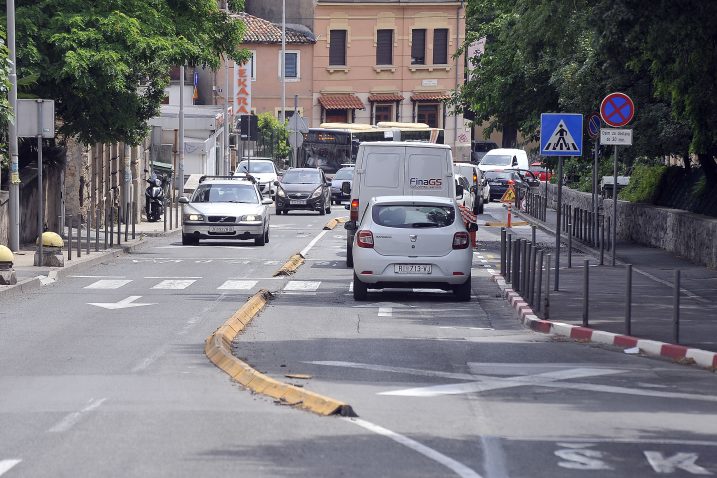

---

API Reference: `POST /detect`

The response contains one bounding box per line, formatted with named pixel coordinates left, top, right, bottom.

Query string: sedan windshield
left=480, top=154, right=513, bottom=166
left=238, top=161, right=275, bottom=173
left=191, top=184, right=258, bottom=203
left=282, top=170, right=321, bottom=184
left=372, top=204, right=455, bottom=228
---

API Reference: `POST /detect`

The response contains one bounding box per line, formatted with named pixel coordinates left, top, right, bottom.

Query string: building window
left=433, top=29, right=448, bottom=65
left=411, top=29, right=426, bottom=65
left=248, top=51, right=256, bottom=80
left=329, top=30, right=347, bottom=66
left=376, top=29, right=393, bottom=65
left=326, top=109, right=350, bottom=123
left=279, top=51, right=299, bottom=80
left=374, top=104, right=393, bottom=123
left=417, top=103, right=440, bottom=128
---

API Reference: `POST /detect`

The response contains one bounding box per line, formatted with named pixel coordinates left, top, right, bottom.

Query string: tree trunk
left=682, top=152, right=691, bottom=175
left=501, top=125, right=518, bottom=148
left=697, top=151, right=717, bottom=185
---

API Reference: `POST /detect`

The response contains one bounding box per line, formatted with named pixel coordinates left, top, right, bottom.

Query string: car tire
left=326, top=203, right=331, bottom=214
left=478, top=197, right=485, bottom=215
left=353, top=273, right=368, bottom=301
left=254, top=231, right=266, bottom=246
left=453, top=277, right=472, bottom=302
left=181, top=234, right=194, bottom=246
left=319, top=201, right=326, bottom=215
left=264, top=228, right=269, bottom=244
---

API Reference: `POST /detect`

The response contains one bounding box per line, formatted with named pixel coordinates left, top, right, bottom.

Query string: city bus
left=298, top=122, right=444, bottom=175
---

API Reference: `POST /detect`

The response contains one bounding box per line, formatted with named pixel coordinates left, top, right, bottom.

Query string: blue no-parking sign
left=540, top=113, right=583, bottom=157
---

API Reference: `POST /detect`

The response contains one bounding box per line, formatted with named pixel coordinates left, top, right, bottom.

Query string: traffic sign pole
left=612, top=145, right=618, bottom=266
left=593, top=136, right=599, bottom=245
left=554, top=156, right=563, bottom=291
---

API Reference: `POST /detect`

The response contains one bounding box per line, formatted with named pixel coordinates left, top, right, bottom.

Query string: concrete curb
left=273, top=253, right=305, bottom=277
left=204, top=289, right=355, bottom=416
left=489, top=271, right=717, bottom=371
left=322, top=216, right=348, bottom=231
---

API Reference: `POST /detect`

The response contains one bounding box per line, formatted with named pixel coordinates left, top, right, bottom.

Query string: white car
left=178, top=175, right=273, bottom=246
left=352, top=196, right=473, bottom=301
left=234, top=159, right=278, bottom=196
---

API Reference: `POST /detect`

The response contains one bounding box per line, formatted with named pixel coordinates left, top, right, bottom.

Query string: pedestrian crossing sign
left=540, top=113, right=583, bottom=157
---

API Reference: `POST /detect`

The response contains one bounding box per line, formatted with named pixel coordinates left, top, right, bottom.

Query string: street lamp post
left=7, top=0, right=20, bottom=251
left=280, top=0, right=286, bottom=125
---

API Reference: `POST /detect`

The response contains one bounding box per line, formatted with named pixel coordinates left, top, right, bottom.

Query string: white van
left=478, top=148, right=529, bottom=173
left=343, top=141, right=458, bottom=267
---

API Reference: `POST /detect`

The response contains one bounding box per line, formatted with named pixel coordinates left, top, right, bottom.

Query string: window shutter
left=433, top=29, right=448, bottom=64
left=376, top=29, right=393, bottom=65
left=285, top=53, right=297, bottom=78
left=411, top=29, right=426, bottom=65
left=329, top=30, right=347, bottom=66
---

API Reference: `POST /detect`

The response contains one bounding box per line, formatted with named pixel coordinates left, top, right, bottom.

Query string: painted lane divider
left=0, top=460, right=21, bottom=476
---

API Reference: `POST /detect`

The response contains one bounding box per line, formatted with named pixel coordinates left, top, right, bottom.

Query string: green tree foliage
left=4, top=0, right=248, bottom=146
left=256, top=112, right=289, bottom=161
left=0, top=36, right=11, bottom=171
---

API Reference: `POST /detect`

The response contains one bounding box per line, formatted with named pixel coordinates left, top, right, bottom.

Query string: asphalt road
left=1, top=202, right=716, bottom=477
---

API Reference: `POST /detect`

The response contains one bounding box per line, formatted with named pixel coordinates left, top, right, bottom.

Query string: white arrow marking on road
left=88, top=296, right=156, bottom=310
left=644, top=452, right=713, bottom=475
left=0, top=460, right=21, bottom=476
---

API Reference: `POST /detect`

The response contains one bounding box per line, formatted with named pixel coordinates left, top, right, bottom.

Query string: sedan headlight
left=310, top=187, right=322, bottom=199
left=240, top=214, right=260, bottom=222
left=183, top=213, right=204, bottom=222
left=277, top=187, right=286, bottom=198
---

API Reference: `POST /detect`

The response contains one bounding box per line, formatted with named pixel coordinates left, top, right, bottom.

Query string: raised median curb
left=204, top=289, right=356, bottom=416
left=323, top=216, right=348, bottom=230
left=489, top=271, right=717, bottom=371
left=273, top=253, right=305, bottom=276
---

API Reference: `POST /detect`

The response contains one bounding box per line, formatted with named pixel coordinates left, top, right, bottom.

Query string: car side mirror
left=273, top=180, right=279, bottom=186
left=344, top=220, right=357, bottom=231
left=341, top=181, right=351, bottom=195
left=178, top=196, right=189, bottom=204
left=344, top=203, right=351, bottom=210
left=261, top=198, right=273, bottom=205
left=455, top=184, right=464, bottom=197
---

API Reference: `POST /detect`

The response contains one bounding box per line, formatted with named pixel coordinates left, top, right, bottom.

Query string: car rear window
left=334, top=168, right=354, bottom=180
left=485, top=171, right=512, bottom=180
left=372, top=204, right=455, bottom=229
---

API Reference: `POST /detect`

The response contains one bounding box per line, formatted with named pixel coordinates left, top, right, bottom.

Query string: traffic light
left=239, top=114, right=258, bottom=141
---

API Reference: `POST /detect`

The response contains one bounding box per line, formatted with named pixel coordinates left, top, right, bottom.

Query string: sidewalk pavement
left=488, top=201, right=717, bottom=355
left=1, top=220, right=179, bottom=299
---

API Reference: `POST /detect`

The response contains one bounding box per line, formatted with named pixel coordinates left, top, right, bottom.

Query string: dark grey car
left=274, top=168, right=332, bottom=215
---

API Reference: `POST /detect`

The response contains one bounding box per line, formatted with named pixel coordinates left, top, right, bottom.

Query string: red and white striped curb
left=489, top=271, right=717, bottom=370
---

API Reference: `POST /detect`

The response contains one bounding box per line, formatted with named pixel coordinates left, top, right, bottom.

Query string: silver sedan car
left=178, top=176, right=273, bottom=246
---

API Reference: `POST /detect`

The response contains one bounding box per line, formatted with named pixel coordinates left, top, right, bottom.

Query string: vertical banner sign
left=233, top=61, right=252, bottom=115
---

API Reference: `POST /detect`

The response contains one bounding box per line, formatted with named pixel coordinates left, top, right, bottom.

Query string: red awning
left=318, top=94, right=365, bottom=110
left=411, top=92, right=451, bottom=101
left=368, top=93, right=404, bottom=102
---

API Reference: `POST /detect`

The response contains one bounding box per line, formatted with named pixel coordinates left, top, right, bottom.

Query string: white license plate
left=209, top=226, right=234, bottom=233
left=394, top=264, right=432, bottom=274
left=290, top=200, right=307, bottom=205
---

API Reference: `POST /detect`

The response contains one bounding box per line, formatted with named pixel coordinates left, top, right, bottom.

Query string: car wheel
left=254, top=231, right=266, bottom=246
left=326, top=203, right=331, bottom=214
left=264, top=228, right=269, bottom=244
left=453, top=276, right=472, bottom=302
left=353, top=273, right=368, bottom=301
left=319, top=201, right=326, bottom=215
left=182, top=234, right=194, bottom=246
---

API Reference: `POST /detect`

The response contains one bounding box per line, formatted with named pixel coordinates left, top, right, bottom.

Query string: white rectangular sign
left=233, top=61, right=252, bottom=116
left=17, top=99, right=55, bottom=138
left=600, top=128, right=632, bottom=145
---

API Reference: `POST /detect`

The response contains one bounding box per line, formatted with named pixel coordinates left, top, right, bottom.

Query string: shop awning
left=368, top=93, right=404, bottom=102
left=411, top=92, right=451, bottom=101
left=318, top=94, right=365, bottom=110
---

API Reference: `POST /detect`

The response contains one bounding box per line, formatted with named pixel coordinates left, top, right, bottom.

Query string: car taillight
left=357, top=230, right=374, bottom=248
left=350, top=199, right=359, bottom=221
left=473, top=173, right=478, bottom=184
left=452, top=232, right=470, bottom=249
left=507, top=179, right=515, bottom=185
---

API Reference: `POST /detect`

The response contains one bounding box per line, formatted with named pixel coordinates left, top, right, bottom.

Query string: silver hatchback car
left=178, top=175, right=273, bottom=246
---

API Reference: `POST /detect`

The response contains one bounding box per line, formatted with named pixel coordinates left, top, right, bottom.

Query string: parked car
left=274, top=167, right=332, bottom=215
left=454, top=173, right=474, bottom=213
left=234, top=158, right=278, bottom=196
left=352, top=196, right=473, bottom=301
left=330, top=166, right=354, bottom=205
left=529, top=161, right=553, bottom=182
left=453, top=162, right=487, bottom=214
left=178, top=175, right=273, bottom=246
left=471, top=140, right=499, bottom=163
left=484, top=170, right=527, bottom=202
left=478, top=148, right=529, bottom=173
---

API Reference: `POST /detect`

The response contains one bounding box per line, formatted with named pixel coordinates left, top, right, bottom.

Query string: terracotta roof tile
left=318, top=94, right=365, bottom=110
left=234, top=13, right=315, bottom=44
left=411, top=92, right=451, bottom=101
left=368, top=93, right=404, bottom=102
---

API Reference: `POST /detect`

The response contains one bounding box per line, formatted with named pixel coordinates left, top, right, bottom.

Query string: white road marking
left=378, top=307, right=392, bottom=317
left=84, top=279, right=132, bottom=289
left=284, top=281, right=321, bottom=292
left=439, top=326, right=494, bottom=331
left=348, top=281, right=353, bottom=292
left=263, top=260, right=281, bottom=265
left=218, top=280, right=257, bottom=290
left=0, top=460, right=21, bottom=476
left=49, top=398, right=107, bottom=433
left=152, top=279, right=196, bottom=290
left=69, top=275, right=125, bottom=278
left=644, top=451, right=712, bottom=475
left=300, top=229, right=329, bottom=257
left=342, top=417, right=482, bottom=478
left=480, top=260, right=488, bottom=263
left=144, top=276, right=202, bottom=279
left=88, top=296, right=156, bottom=310
left=555, top=445, right=612, bottom=470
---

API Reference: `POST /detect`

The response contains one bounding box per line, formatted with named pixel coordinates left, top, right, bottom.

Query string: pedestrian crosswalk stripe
left=217, top=280, right=257, bottom=290
left=284, top=281, right=321, bottom=292
left=151, top=280, right=196, bottom=290
left=85, top=279, right=133, bottom=289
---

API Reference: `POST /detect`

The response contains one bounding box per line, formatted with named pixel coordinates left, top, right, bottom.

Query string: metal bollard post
left=95, top=209, right=100, bottom=252
left=673, top=270, right=680, bottom=344
left=67, top=216, right=73, bottom=261
left=132, top=201, right=136, bottom=240
left=522, top=240, right=529, bottom=295
left=506, top=234, right=512, bottom=282
left=124, top=203, right=129, bottom=242
left=109, top=208, right=114, bottom=247
left=500, top=228, right=507, bottom=277
left=536, top=249, right=544, bottom=312
left=600, top=215, right=605, bottom=265
left=117, top=205, right=122, bottom=246
left=530, top=245, right=538, bottom=305
left=625, top=264, right=632, bottom=336
left=513, top=239, right=521, bottom=292
left=163, top=199, right=168, bottom=232
left=582, top=259, right=589, bottom=327
left=567, top=222, right=573, bottom=268
left=545, top=253, right=551, bottom=319
left=169, top=199, right=173, bottom=230
left=531, top=224, right=536, bottom=245
left=86, top=213, right=90, bottom=255
left=607, top=216, right=612, bottom=254
left=76, top=218, right=81, bottom=258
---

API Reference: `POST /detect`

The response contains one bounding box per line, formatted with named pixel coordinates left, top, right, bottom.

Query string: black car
left=274, top=168, right=332, bottom=215
left=485, top=170, right=527, bottom=202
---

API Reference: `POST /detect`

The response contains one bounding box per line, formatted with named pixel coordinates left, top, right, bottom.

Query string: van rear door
left=358, top=145, right=405, bottom=220
left=404, top=149, right=453, bottom=198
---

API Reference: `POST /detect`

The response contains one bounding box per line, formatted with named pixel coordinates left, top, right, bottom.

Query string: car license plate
left=394, top=264, right=432, bottom=274
left=290, top=199, right=307, bottom=205
left=209, top=226, right=234, bottom=233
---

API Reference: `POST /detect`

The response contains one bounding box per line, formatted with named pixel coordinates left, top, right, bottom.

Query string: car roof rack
left=198, top=174, right=256, bottom=184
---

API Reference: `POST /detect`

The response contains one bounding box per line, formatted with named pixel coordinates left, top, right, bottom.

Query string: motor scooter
left=145, top=173, right=165, bottom=222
